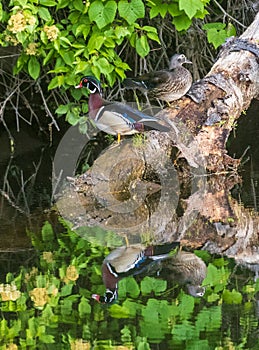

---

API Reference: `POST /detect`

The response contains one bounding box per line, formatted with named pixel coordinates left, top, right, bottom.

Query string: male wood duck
left=123, top=54, right=193, bottom=103
left=160, top=250, right=207, bottom=297
left=75, top=76, right=170, bottom=143
left=92, top=241, right=180, bottom=304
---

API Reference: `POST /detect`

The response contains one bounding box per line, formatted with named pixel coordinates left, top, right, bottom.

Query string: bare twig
left=213, top=0, right=247, bottom=28
left=36, top=81, right=60, bottom=131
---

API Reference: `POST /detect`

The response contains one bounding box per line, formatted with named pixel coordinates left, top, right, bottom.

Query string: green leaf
left=94, top=57, right=114, bottom=75
left=140, top=276, right=167, bottom=295
left=143, top=26, right=160, bottom=43
left=173, top=14, right=192, bottom=31
left=109, top=304, right=130, bottom=318
left=202, top=264, right=230, bottom=292
left=55, top=104, right=70, bottom=115
left=118, top=0, right=145, bottom=25
left=207, top=292, right=220, bottom=302
left=179, top=0, right=204, bottom=19
left=78, top=297, right=91, bottom=317
left=43, top=49, right=54, bottom=66
left=119, top=277, right=140, bottom=298
left=115, top=26, right=131, bottom=39
left=223, top=289, right=242, bottom=304
left=168, top=3, right=182, bottom=16
left=203, top=22, right=230, bottom=48
left=146, top=31, right=160, bottom=43
left=39, top=333, right=55, bottom=343
left=75, top=24, right=90, bottom=39
left=203, top=22, right=226, bottom=30
left=56, top=0, right=70, bottom=9
left=73, top=0, right=85, bottom=12
left=226, top=23, right=236, bottom=37
left=150, top=2, right=168, bottom=18
left=66, top=110, right=80, bottom=126
left=38, top=7, right=52, bottom=21
left=87, top=33, right=105, bottom=53
left=177, top=293, right=195, bottom=319
left=41, top=221, right=54, bottom=241
left=28, top=56, right=40, bottom=80
left=89, top=0, right=117, bottom=29
left=60, top=37, right=72, bottom=47
left=75, top=60, right=91, bottom=74
left=60, top=284, right=73, bottom=297
left=207, top=28, right=227, bottom=49
left=48, top=66, right=69, bottom=73
left=135, top=35, right=150, bottom=57
left=48, top=76, right=59, bottom=89
left=0, top=3, right=3, bottom=22
left=39, top=0, right=57, bottom=6
left=60, top=51, right=74, bottom=66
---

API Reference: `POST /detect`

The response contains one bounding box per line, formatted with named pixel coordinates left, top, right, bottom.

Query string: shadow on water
left=0, top=101, right=259, bottom=349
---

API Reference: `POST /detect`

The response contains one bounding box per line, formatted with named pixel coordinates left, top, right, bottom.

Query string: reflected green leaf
left=140, top=276, right=167, bottom=295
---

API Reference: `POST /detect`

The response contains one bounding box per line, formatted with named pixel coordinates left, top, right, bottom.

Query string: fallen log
left=55, top=13, right=259, bottom=264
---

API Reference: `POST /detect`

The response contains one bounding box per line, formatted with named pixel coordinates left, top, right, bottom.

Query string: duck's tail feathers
left=123, top=78, right=147, bottom=90
left=145, top=242, right=180, bottom=259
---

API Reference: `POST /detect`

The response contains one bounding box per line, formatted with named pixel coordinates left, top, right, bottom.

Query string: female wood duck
left=92, top=241, right=180, bottom=304
left=123, top=54, right=193, bottom=102
left=75, top=76, right=170, bottom=143
left=160, top=250, right=207, bottom=297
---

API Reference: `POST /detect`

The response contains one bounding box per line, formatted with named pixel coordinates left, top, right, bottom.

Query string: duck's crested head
left=92, top=289, right=117, bottom=304
left=169, top=54, right=192, bottom=69
left=75, top=76, right=102, bottom=94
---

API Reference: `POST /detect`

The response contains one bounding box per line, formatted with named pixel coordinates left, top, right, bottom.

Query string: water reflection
left=159, top=250, right=207, bottom=297
left=0, top=102, right=259, bottom=349
left=0, top=219, right=258, bottom=349
left=91, top=242, right=180, bottom=304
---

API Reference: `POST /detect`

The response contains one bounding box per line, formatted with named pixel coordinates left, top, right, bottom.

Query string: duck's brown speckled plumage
left=123, top=53, right=193, bottom=102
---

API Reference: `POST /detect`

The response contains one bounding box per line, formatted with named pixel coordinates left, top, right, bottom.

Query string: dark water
left=0, top=101, right=259, bottom=349
left=228, top=100, right=259, bottom=210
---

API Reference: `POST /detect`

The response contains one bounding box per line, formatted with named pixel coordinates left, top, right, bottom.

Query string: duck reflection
left=92, top=242, right=180, bottom=304
left=159, top=250, right=207, bottom=297
left=92, top=243, right=207, bottom=304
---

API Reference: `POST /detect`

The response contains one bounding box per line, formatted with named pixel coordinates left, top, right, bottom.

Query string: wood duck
left=75, top=76, right=170, bottom=143
left=123, top=54, right=193, bottom=103
left=92, top=241, right=180, bottom=304
left=160, top=250, right=207, bottom=297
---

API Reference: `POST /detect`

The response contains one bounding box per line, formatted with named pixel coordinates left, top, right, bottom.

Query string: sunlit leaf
left=38, top=7, right=52, bottom=21
left=223, top=289, right=242, bottom=304
left=89, top=0, right=117, bottom=29
left=78, top=297, right=91, bottom=317
left=118, top=0, right=145, bottom=24
left=109, top=304, right=130, bottom=318
left=135, top=35, right=150, bottom=57
left=179, top=0, right=204, bottom=19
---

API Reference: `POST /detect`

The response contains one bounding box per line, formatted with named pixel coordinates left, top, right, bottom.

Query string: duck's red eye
left=83, top=78, right=88, bottom=83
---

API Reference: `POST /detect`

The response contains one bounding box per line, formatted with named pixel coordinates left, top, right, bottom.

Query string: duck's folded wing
left=97, top=102, right=170, bottom=133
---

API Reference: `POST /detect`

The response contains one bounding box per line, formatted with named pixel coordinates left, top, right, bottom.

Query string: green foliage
left=140, top=276, right=167, bottom=295
left=203, top=22, right=236, bottom=48
left=0, top=0, right=239, bottom=131
left=0, top=219, right=258, bottom=349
